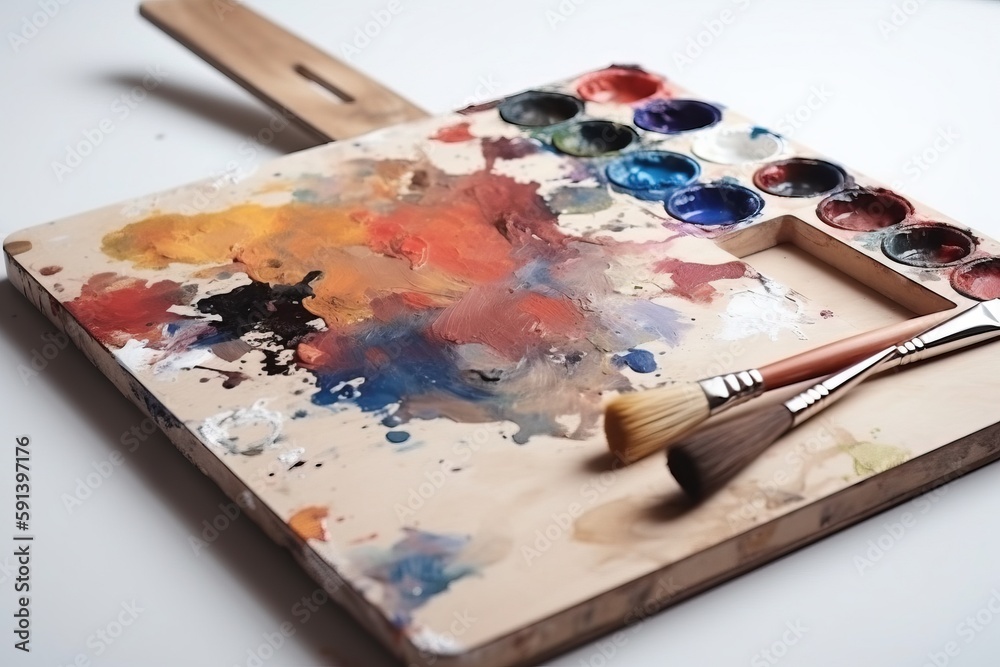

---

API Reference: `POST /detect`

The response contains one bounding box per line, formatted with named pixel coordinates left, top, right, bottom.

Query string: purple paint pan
left=633, top=99, right=721, bottom=134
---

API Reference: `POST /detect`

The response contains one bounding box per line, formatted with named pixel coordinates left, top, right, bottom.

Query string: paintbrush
left=604, top=309, right=953, bottom=463
left=666, top=299, right=1000, bottom=500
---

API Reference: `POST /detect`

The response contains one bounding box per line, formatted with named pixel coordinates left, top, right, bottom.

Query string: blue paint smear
left=619, top=299, right=688, bottom=347
left=386, top=430, right=410, bottom=444
left=311, top=320, right=495, bottom=412
left=613, top=349, right=657, bottom=373
left=356, top=528, right=476, bottom=627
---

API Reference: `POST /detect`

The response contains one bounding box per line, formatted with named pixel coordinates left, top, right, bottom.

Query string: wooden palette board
left=7, top=53, right=1000, bottom=667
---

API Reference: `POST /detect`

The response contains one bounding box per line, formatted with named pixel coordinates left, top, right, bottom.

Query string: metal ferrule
left=698, top=369, right=766, bottom=415
left=890, top=300, right=1000, bottom=369
left=785, top=299, right=1000, bottom=427
left=784, top=345, right=899, bottom=426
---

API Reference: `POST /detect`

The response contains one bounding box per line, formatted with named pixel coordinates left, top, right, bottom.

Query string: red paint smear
left=39, top=265, right=62, bottom=276
left=654, top=258, right=751, bottom=303
left=431, top=284, right=583, bottom=360
left=65, top=273, right=189, bottom=348
left=431, top=122, right=474, bottom=143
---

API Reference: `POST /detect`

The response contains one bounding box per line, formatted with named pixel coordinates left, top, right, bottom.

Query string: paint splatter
left=386, top=431, right=411, bottom=444
left=289, top=505, right=330, bottom=542
left=842, top=441, right=908, bottom=476
left=431, top=122, right=474, bottom=143
left=90, top=141, right=697, bottom=443
left=39, top=265, right=62, bottom=276
left=613, top=349, right=656, bottom=373
left=195, top=365, right=249, bottom=389
left=353, top=528, right=477, bottom=626
left=199, top=399, right=283, bottom=455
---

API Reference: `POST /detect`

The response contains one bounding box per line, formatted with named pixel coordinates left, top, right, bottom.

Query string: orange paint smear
left=102, top=163, right=563, bottom=327
left=65, top=273, right=190, bottom=347
left=288, top=505, right=330, bottom=542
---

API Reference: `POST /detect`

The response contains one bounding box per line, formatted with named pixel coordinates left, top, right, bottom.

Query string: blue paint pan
left=666, top=182, right=764, bottom=226
left=605, top=150, right=701, bottom=201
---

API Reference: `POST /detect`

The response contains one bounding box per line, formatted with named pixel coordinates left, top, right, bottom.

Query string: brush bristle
left=667, top=404, right=793, bottom=500
left=604, top=383, right=710, bottom=464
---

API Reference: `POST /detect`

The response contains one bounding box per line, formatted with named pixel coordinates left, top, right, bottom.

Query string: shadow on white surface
left=102, top=73, right=324, bottom=154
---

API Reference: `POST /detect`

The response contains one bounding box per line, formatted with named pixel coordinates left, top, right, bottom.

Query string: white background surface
left=2, top=1, right=1000, bottom=665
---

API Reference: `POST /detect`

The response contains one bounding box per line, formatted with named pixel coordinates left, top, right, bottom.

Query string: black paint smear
left=194, top=271, right=323, bottom=375
left=194, top=365, right=249, bottom=389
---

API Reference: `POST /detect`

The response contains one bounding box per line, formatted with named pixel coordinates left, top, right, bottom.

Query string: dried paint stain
left=289, top=505, right=330, bottom=542
left=841, top=441, right=908, bottom=476
left=353, top=528, right=477, bottom=626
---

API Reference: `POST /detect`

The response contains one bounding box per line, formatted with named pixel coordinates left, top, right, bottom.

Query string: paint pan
left=498, top=91, right=583, bottom=127
left=666, top=182, right=764, bottom=226
left=754, top=158, right=847, bottom=198
left=691, top=126, right=783, bottom=165
left=881, top=223, right=976, bottom=268
left=951, top=257, right=1000, bottom=301
left=551, top=120, right=638, bottom=157
left=605, top=150, right=700, bottom=201
left=817, top=187, right=913, bottom=232
left=633, top=99, right=721, bottom=134
left=575, top=67, right=664, bottom=104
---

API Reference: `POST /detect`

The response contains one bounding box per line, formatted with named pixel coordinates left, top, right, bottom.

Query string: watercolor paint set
left=7, top=5, right=1000, bottom=667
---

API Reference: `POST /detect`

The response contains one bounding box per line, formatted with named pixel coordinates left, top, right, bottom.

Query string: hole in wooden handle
left=294, top=64, right=356, bottom=104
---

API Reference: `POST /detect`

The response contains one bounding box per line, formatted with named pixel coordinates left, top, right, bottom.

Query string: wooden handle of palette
left=139, top=0, right=430, bottom=142
left=760, top=309, right=956, bottom=387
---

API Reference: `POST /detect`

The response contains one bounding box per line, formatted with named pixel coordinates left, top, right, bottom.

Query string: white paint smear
left=718, top=280, right=810, bottom=341
left=200, top=399, right=284, bottom=456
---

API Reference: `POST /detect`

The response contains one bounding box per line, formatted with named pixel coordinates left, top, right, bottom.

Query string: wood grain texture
left=139, top=0, right=429, bottom=141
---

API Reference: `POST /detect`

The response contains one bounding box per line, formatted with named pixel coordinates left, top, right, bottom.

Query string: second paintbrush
left=667, top=298, right=1000, bottom=500
left=603, top=308, right=954, bottom=463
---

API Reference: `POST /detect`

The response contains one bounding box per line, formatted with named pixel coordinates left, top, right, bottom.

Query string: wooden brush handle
left=139, top=0, right=429, bottom=142
left=760, top=309, right=955, bottom=387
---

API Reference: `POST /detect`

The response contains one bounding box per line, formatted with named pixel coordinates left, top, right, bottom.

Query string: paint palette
left=7, top=65, right=1000, bottom=667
